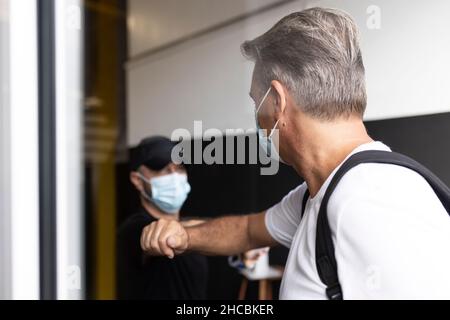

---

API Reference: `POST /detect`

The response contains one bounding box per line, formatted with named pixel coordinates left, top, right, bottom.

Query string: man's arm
left=140, top=211, right=278, bottom=259
left=180, top=218, right=208, bottom=227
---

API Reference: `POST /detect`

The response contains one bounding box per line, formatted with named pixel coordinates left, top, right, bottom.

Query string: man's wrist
left=186, top=227, right=193, bottom=251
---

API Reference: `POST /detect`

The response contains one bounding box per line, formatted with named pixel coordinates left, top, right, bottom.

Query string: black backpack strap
left=316, top=150, right=450, bottom=300
left=301, top=188, right=310, bottom=219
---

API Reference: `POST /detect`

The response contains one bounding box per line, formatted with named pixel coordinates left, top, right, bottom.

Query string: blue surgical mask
left=138, top=172, right=191, bottom=214
left=255, top=87, right=284, bottom=163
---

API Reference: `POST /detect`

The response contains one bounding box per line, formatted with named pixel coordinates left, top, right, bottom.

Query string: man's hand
left=242, top=247, right=269, bottom=269
left=140, top=219, right=189, bottom=259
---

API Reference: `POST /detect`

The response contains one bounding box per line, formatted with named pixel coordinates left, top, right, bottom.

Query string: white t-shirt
left=265, top=141, right=450, bottom=299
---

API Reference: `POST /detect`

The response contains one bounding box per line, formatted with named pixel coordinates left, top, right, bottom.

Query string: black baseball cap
left=130, top=136, right=177, bottom=171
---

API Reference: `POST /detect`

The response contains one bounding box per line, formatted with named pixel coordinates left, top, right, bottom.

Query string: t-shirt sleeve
left=265, top=182, right=308, bottom=248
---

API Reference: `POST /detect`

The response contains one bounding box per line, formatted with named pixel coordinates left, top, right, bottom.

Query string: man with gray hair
left=140, top=7, right=450, bottom=299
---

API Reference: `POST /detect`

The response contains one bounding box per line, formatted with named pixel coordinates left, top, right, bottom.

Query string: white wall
left=127, top=0, right=450, bottom=145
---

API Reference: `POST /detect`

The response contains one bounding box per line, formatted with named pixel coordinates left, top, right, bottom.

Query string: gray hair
left=242, top=7, right=367, bottom=120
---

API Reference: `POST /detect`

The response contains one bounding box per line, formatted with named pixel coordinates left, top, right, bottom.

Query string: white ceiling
left=127, top=0, right=287, bottom=58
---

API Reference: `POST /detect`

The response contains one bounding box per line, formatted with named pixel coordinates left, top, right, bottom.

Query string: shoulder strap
left=316, top=150, right=450, bottom=300
left=301, top=188, right=310, bottom=219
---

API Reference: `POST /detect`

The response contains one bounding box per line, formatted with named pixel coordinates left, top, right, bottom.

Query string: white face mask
left=138, top=172, right=191, bottom=214
left=255, top=87, right=286, bottom=164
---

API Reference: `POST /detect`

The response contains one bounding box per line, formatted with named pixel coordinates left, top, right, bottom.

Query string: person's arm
left=187, top=212, right=276, bottom=255
left=180, top=218, right=208, bottom=227
left=140, top=211, right=277, bottom=259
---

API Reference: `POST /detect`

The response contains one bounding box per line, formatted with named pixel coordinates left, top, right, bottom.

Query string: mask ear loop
left=137, top=172, right=151, bottom=184
left=269, top=88, right=287, bottom=139
left=255, top=87, right=282, bottom=139
left=255, top=87, right=273, bottom=145
left=268, top=119, right=281, bottom=139
left=255, top=87, right=272, bottom=115
left=137, top=172, right=153, bottom=199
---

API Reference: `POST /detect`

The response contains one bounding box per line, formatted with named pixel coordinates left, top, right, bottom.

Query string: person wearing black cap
left=117, top=136, right=208, bottom=300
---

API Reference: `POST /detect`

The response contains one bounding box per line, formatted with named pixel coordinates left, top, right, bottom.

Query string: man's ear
left=271, top=80, right=287, bottom=115
left=130, top=171, right=144, bottom=192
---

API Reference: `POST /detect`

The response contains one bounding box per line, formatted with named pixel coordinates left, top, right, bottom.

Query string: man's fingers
left=145, top=223, right=156, bottom=252
left=167, top=235, right=179, bottom=249
left=140, top=226, right=146, bottom=250
left=141, top=223, right=155, bottom=251
left=167, top=233, right=186, bottom=251
left=160, top=228, right=187, bottom=256
left=149, top=221, right=166, bottom=255
left=158, top=223, right=175, bottom=259
left=160, top=242, right=175, bottom=259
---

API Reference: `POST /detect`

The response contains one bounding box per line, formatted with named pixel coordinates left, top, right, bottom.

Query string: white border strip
left=55, top=0, right=84, bottom=300
left=0, top=0, right=12, bottom=300
left=9, top=0, right=40, bottom=299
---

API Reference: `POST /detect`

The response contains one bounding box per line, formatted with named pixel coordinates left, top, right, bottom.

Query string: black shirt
left=117, top=208, right=208, bottom=300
